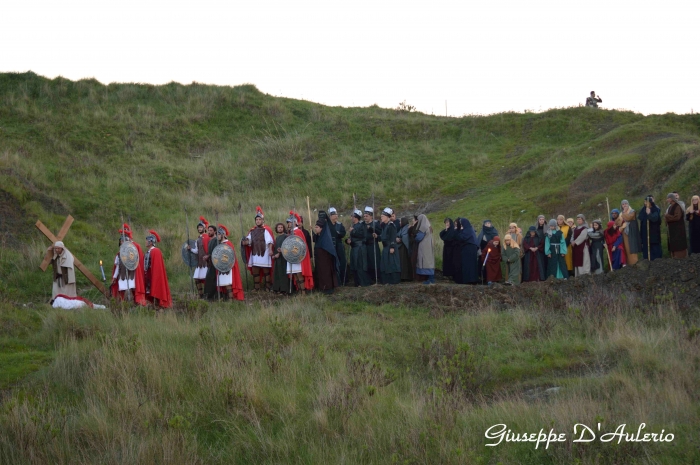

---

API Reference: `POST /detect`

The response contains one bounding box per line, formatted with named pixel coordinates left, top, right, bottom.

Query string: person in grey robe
left=49, top=241, right=77, bottom=299
left=415, top=214, right=435, bottom=284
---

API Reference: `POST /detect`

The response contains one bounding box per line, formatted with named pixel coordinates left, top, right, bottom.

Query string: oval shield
left=119, top=242, right=140, bottom=271
left=281, top=235, right=307, bottom=264
left=212, top=243, right=235, bottom=273
left=181, top=240, right=198, bottom=267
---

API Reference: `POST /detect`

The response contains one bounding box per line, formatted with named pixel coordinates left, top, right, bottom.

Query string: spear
left=120, top=213, right=132, bottom=302
left=237, top=202, right=250, bottom=291
left=606, top=197, right=611, bottom=221
left=215, top=210, right=221, bottom=302
left=185, top=208, right=196, bottom=297
left=371, top=192, right=378, bottom=284
left=307, top=196, right=315, bottom=268
left=290, top=197, right=296, bottom=295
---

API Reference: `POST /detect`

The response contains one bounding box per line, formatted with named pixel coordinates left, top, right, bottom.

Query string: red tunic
left=291, top=227, right=315, bottom=290
left=484, top=240, right=503, bottom=282
left=145, top=247, right=172, bottom=308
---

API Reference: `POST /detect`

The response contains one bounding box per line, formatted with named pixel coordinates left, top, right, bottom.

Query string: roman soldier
left=144, top=229, right=172, bottom=309
left=186, top=216, right=210, bottom=298
left=215, top=224, right=245, bottom=301
left=286, top=211, right=315, bottom=294
left=242, top=206, right=275, bottom=291
left=110, top=224, right=147, bottom=305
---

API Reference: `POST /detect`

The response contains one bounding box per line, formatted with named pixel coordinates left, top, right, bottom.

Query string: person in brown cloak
left=49, top=241, right=77, bottom=299
left=665, top=193, right=688, bottom=258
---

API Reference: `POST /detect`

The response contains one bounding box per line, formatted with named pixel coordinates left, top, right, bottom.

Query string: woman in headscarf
left=545, top=219, right=568, bottom=279
left=604, top=221, right=626, bottom=270
left=453, top=217, right=479, bottom=284
left=408, top=215, right=421, bottom=281
left=477, top=219, right=499, bottom=279
left=483, top=236, right=502, bottom=283
left=507, top=223, right=523, bottom=247
left=49, top=241, right=77, bottom=299
left=522, top=226, right=545, bottom=282
left=379, top=208, right=401, bottom=285
left=619, top=199, right=641, bottom=265
left=557, top=215, right=574, bottom=275
left=686, top=195, right=700, bottom=254
left=271, top=223, right=292, bottom=294
left=415, top=214, right=436, bottom=284
left=439, top=218, right=458, bottom=280
left=535, top=215, right=547, bottom=241
left=588, top=219, right=605, bottom=274
left=571, top=214, right=591, bottom=276
left=502, top=235, right=521, bottom=285
left=397, top=216, right=413, bottom=281
left=313, top=215, right=340, bottom=293
left=639, top=196, right=662, bottom=261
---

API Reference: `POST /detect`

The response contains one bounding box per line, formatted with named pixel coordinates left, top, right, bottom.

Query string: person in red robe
left=144, top=229, right=172, bottom=309
left=110, top=225, right=147, bottom=305
left=604, top=221, right=626, bottom=270
left=215, top=224, right=245, bottom=301
left=522, top=226, right=545, bottom=282
left=484, top=236, right=503, bottom=283
left=286, top=211, right=315, bottom=294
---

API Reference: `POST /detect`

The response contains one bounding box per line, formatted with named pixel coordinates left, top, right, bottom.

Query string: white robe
left=113, top=254, right=135, bottom=291
left=572, top=226, right=591, bottom=277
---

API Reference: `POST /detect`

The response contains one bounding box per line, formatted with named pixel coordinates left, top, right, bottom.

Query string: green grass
left=0, top=296, right=698, bottom=464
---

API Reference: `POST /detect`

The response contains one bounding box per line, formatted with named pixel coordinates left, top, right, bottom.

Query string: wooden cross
left=36, top=215, right=108, bottom=297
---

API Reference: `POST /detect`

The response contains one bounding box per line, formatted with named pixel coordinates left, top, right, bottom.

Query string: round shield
left=119, top=242, right=139, bottom=271
left=211, top=243, right=235, bottom=273
left=181, top=240, right=198, bottom=267
left=281, top=235, right=307, bottom=264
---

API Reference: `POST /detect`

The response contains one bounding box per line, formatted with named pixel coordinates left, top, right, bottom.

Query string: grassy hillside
left=2, top=72, right=700, bottom=301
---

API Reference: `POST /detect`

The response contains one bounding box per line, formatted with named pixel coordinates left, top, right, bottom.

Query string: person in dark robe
left=545, top=219, right=568, bottom=279
left=379, top=207, right=401, bottom=284
left=477, top=220, right=499, bottom=282
left=685, top=195, right=700, bottom=255
left=328, top=207, right=347, bottom=285
left=203, top=224, right=220, bottom=300
left=408, top=216, right=421, bottom=281
left=483, top=236, right=502, bottom=283
left=439, top=218, right=457, bottom=280
left=272, top=223, right=292, bottom=294
left=639, top=195, right=662, bottom=261
left=588, top=220, right=605, bottom=274
left=604, top=221, right=626, bottom=270
left=665, top=193, right=688, bottom=258
left=313, top=213, right=340, bottom=294
left=453, top=217, right=479, bottom=284
left=397, top=217, right=413, bottom=281
left=363, top=206, right=382, bottom=284
left=346, top=209, right=371, bottom=287
left=535, top=215, right=547, bottom=241
left=522, top=226, right=545, bottom=282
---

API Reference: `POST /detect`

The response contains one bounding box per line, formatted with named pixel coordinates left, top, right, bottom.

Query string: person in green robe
left=545, top=219, right=568, bottom=279
left=346, top=209, right=371, bottom=286
left=271, top=223, right=292, bottom=294
left=379, top=207, right=401, bottom=284
left=501, top=235, right=522, bottom=285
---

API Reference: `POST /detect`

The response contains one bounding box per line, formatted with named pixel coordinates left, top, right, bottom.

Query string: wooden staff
left=647, top=219, right=651, bottom=261
left=215, top=210, right=221, bottom=302
left=237, top=202, right=250, bottom=291
left=606, top=197, right=611, bottom=221
left=185, top=208, right=196, bottom=297
left=307, top=196, right=315, bottom=267
left=120, top=212, right=132, bottom=302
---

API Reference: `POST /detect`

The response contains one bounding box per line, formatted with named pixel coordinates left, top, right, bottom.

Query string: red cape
left=290, top=228, right=314, bottom=290
left=218, top=240, right=245, bottom=301
left=145, top=247, right=172, bottom=308
left=109, top=242, right=147, bottom=305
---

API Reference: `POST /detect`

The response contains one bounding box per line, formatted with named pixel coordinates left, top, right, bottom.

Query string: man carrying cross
left=48, top=241, right=77, bottom=299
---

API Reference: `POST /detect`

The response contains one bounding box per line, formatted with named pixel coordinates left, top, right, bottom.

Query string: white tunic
left=113, top=254, right=135, bottom=291
left=190, top=238, right=208, bottom=280
left=245, top=229, right=274, bottom=267
left=216, top=240, right=235, bottom=286
left=286, top=228, right=302, bottom=274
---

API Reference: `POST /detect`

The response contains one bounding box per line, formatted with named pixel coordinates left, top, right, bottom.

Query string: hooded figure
left=522, top=226, right=545, bottom=282
left=535, top=215, right=547, bottom=242
left=453, top=217, right=479, bottom=284
left=483, top=236, right=503, bottom=283
left=639, top=196, right=662, bottom=260
left=50, top=241, right=77, bottom=299
left=501, top=235, right=521, bottom=285
left=313, top=214, right=340, bottom=293
left=686, top=195, right=700, bottom=254
left=397, top=217, right=413, bottom=281
left=588, top=220, right=606, bottom=274
left=604, top=220, right=626, bottom=270
left=665, top=193, right=687, bottom=258
left=415, top=214, right=435, bottom=284
left=380, top=208, right=401, bottom=284
left=571, top=214, right=591, bottom=276
left=439, top=218, right=458, bottom=279
left=619, top=200, right=641, bottom=265
left=545, top=219, right=568, bottom=279
left=271, top=223, right=292, bottom=294
left=346, top=209, right=371, bottom=287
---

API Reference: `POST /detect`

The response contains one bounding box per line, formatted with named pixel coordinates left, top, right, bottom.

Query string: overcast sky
left=3, top=0, right=698, bottom=116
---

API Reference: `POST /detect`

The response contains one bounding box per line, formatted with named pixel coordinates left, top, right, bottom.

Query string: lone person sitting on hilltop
left=586, top=91, right=602, bottom=108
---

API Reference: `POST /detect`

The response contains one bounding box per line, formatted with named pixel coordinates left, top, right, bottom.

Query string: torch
left=99, top=260, right=106, bottom=281
left=481, top=248, right=491, bottom=284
